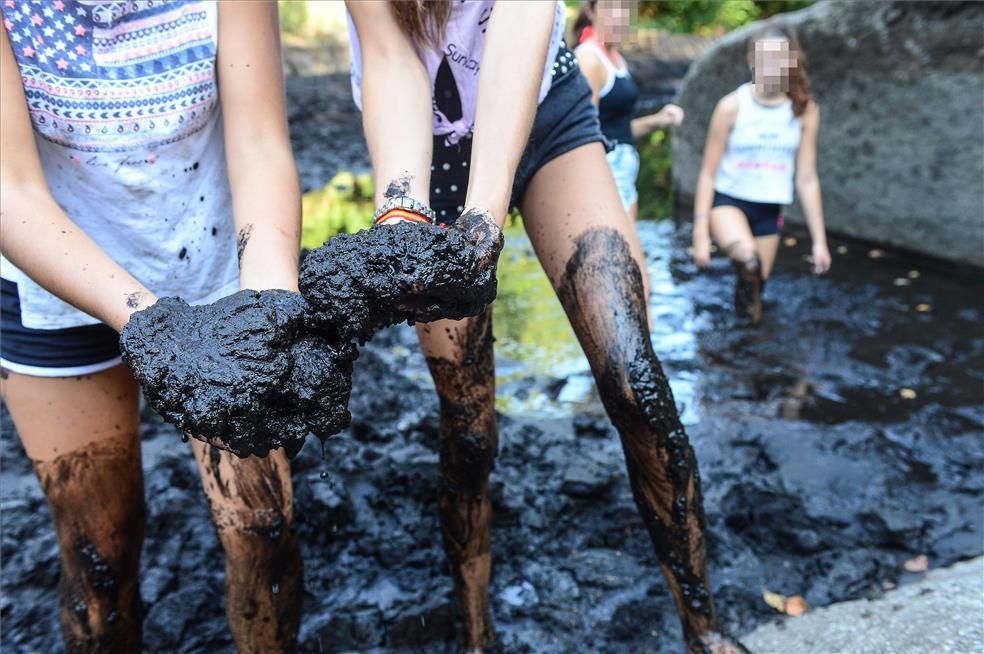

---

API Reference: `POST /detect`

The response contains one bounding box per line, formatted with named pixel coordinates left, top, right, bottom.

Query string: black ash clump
left=300, top=210, right=503, bottom=343
left=122, top=214, right=502, bottom=458
left=121, top=290, right=356, bottom=458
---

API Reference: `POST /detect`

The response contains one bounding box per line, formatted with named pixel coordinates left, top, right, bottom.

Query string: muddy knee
left=440, top=429, right=498, bottom=497
left=426, top=313, right=498, bottom=461
left=724, top=240, right=758, bottom=266
left=33, top=438, right=145, bottom=651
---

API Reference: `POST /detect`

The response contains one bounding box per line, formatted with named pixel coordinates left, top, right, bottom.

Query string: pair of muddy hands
left=121, top=211, right=502, bottom=458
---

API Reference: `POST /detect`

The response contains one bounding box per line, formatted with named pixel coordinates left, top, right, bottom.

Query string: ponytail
left=572, top=0, right=598, bottom=46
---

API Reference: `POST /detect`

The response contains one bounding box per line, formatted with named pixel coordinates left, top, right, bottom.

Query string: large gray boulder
left=672, top=1, right=984, bottom=266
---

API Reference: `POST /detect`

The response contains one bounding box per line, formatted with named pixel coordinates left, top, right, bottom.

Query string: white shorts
left=605, top=143, right=640, bottom=211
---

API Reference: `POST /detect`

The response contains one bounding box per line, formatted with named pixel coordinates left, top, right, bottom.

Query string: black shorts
left=0, top=277, right=121, bottom=377
left=429, top=46, right=607, bottom=224
left=712, top=191, right=785, bottom=237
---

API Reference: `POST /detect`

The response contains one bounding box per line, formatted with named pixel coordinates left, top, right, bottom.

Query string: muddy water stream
left=2, top=220, right=981, bottom=653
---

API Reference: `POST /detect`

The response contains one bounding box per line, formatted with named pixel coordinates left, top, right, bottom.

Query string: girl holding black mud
left=1, top=2, right=302, bottom=651
left=346, top=2, right=745, bottom=652
left=693, top=22, right=831, bottom=322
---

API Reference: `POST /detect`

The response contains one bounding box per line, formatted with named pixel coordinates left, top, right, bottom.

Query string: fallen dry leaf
left=899, top=388, right=917, bottom=400
left=904, top=554, right=929, bottom=572
left=868, top=248, right=885, bottom=259
left=784, top=236, right=798, bottom=247
left=762, top=590, right=786, bottom=613
left=836, top=245, right=848, bottom=255
left=915, top=303, right=932, bottom=313
left=893, top=278, right=911, bottom=286
left=785, top=595, right=810, bottom=616
left=908, top=270, right=921, bottom=280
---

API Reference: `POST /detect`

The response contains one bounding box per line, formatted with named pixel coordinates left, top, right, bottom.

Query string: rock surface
left=672, top=1, right=984, bottom=267
left=743, top=557, right=984, bottom=654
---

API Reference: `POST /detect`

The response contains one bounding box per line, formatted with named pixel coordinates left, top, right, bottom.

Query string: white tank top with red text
left=714, top=83, right=802, bottom=205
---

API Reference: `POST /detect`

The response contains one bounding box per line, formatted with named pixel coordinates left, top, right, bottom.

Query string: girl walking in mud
left=692, top=22, right=831, bottom=322
left=346, top=2, right=745, bottom=652
left=1, top=1, right=302, bottom=651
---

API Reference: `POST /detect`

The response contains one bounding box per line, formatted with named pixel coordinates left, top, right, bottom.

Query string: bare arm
left=795, top=101, right=830, bottom=273
left=0, top=30, right=154, bottom=331
left=630, top=104, right=684, bottom=140
left=464, top=0, right=557, bottom=226
left=345, top=0, right=432, bottom=212
left=218, top=1, right=301, bottom=291
left=692, top=93, right=737, bottom=267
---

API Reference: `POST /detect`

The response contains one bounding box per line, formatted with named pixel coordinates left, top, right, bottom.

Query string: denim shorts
left=0, top=277, right=122, bottom=377
left=605, top=143, right=640, bottom=211
left=430, top=46, right=608, bottom=223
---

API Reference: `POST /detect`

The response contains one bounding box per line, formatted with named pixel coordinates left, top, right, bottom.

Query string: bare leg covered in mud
left=417, top=310, right=498, bottom=653
left=1, top=363, right=301, bottom=653
left=520, top=143, right=746, bottom=654
left=1, top=365, right=145, bottom=653
left=709, top=205, right=781, bottom=323
left=192, top=442, right=302, bottom=654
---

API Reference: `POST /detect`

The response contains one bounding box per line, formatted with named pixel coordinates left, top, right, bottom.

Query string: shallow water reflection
left=493, top=220, right=701, bottom=425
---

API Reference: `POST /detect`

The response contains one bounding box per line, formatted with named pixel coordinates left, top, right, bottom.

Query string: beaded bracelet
left=373, top=196, right=436, bottom=225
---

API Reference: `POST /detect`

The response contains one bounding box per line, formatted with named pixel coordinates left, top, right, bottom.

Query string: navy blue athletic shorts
left=1, top=277, right=122, bottom=377
left=429, top=46, right=608, bottom=224
left=712, top=191, right=784, bottom=237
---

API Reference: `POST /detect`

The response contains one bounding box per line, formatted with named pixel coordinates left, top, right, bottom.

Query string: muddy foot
left=460, top=639, right=502, bottom=654
left=733, top=259, right=763, bottom=323
left=688, top=631, right=752, bottom=654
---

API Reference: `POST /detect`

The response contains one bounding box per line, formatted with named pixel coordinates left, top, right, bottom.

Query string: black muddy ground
left=3, top=220, right=981, bottom=653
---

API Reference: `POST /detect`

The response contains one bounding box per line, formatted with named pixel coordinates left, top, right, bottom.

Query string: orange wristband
left=373, top=209, right=432, bottom=226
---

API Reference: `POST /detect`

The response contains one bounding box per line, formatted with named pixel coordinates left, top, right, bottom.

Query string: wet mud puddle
left=3, top=220, right=982, bottom=653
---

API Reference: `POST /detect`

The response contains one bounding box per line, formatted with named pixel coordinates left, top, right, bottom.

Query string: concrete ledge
left=743, top=557, right=984, bottom=654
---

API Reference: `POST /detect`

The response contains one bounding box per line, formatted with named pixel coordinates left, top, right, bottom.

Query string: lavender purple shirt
left=347, top=1, right=567, bottom=146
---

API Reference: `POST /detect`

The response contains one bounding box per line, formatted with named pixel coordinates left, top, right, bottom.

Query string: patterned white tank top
left=1, top=0, right=239, bottom=329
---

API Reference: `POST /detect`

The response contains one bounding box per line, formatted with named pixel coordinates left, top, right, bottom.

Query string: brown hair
left=390, top=0, right=452, bottom=49
left=747, top=21, right=813, bottom=117
left=572, top=0, right=598, bottom=45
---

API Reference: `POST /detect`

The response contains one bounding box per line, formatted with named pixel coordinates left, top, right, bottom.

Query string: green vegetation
left=564, top=0, right=813, bottom=35
left=636, top=129, right=674, bottom=220
left=278, top=0, right=347, bottom=38
left=635, top=1, right=814, bottom=35
left=300, top=171, right=374, bottom=249
left=277, top=0, right=308, bottom=36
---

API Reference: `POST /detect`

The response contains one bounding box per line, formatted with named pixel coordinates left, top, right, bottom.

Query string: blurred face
left=752, top=37, right=798, bottom=94
left=593, top=0, right=632, bottom=45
